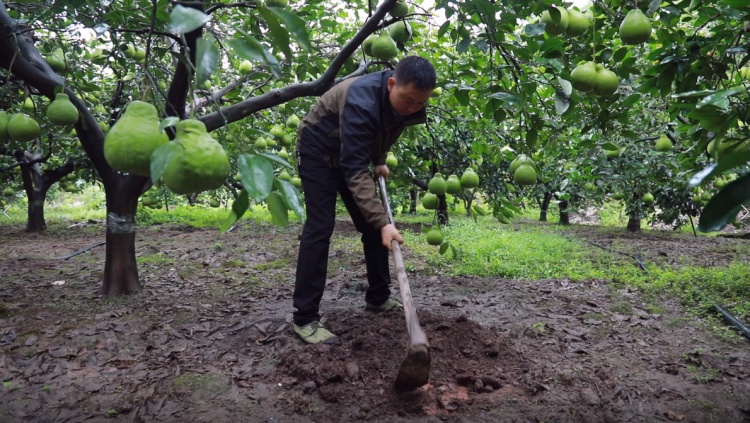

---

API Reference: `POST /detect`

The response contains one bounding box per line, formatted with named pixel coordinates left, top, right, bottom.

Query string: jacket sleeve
left=338, top=87, right=390, bottom=230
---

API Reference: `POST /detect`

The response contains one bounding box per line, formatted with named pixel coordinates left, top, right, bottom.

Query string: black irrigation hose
left=563, top=231, right=750, bottom=341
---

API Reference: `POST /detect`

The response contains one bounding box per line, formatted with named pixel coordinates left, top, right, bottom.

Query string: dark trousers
left=293, top=154, right=392, bottom=326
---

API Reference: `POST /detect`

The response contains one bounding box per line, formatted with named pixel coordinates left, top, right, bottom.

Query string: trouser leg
left=338, top=174, right=392, bottom=306
left=293, top=155, right=338, bottom=326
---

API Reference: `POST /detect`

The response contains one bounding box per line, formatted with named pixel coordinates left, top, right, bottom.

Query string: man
left=292, top=55, right=436, bottom=344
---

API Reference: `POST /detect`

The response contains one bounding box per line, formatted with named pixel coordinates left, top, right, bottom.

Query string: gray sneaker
left=293, top=321, right=338, bottom=344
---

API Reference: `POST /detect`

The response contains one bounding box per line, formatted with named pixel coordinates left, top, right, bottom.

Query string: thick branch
left=200, top=0, right=398, bottom=132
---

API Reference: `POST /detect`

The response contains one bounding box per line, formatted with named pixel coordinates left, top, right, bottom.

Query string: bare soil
left=1, top=218, right=749, bottom=423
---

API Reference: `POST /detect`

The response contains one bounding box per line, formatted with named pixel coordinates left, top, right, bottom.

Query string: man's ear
left=387, top=77, right=396, bottom=92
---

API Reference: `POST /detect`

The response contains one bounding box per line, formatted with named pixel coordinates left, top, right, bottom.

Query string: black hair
left=393, top=56, right=436, bottom=90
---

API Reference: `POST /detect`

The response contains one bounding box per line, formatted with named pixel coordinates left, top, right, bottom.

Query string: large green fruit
left=389, top=0, right=409, bottom=18
left=286, top=114, right=300, bottom=128
left=513, top=164, right=537, bottom=186
left=46, top=93, right=79, bottom=126
left=642, top=192, right=655, bottom=204
left=370, top=34, right=398, bottom=60
left=541, top=6, right=569, bottom=36
left=7, top=113, right=41, bottom=142
left=570, top=61, right=598, bottom=92
left=254, top=137, right=268, bottom=149
left=45, top=49, right=66, bottom=73
left=278, top=170, right=291, bottom=181
left=460, top=167, right=479, bottom=188
left=209, top=198, right=221, bottom=208
left=594, top=64, right=619, bottom=96
left=446, top=174, right=462, bottom=195
left=278, top=148, right=290, bottom=160
left=422, top=192, right=438, bottom=209
left=508, top=154, right=534, bottom=175
left=565, top=9, right=589, bottom=36
left=428, top=173, right=448, bottom=195
left=655, top=134, right=673, bottom=152
left=605, top=146, right=621, bottom=159
left=3, top=187, right=14, bottom=196
left=388, top=21, right=412, bottom=43
left=104, top=101, right=169, bottom=177
left=162, top=119, right=231, bottom=194
left=386, top=152, right=398, bottom=168
left=291, top=176, right=302, bottom=188
left=619, top=9, right=652, bottom=45
left=0, top=111, right=10, bottom=142
left=239, top=60, right=253, bottom=75
left=363, top=34, right=378, bottom=57
left=425, top=226, right=444, bottom=246
left=21, top=97, right=36, bottom=114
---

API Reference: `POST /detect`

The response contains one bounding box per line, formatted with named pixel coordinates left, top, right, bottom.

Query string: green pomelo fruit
left=3, top=187, right=14, bottom=196
left=389, top=0, right=409, bottom=18
left=585, top=182, right=596, bottom=192
left=239, top=60, right=253, bottom=75
left=291, top=176, right=302, bottom=188
left=431, top=87, right=442, bottom=97
left=642, top=192, right=655, bottom=204
left=565, top=9, right=589, bottom=36
left=286, top=114, right=300, bottom=128
left=386, top=152, right=398, bottom=168
left=460, top=167, right=479, bottom=188
left=428, top=173, right=448, bottom=195
left=422, top=192, right=438, bottom=209
left=508, top=154, right=534, bottom=175
left=363, top=34, right=378, bottom=57
left=270, top=124, right=286, bottom=139
left=388, top=21, right=412, bottom=43
left=45, top=50, right=66, bottom=73
left=21, top=97, right=36, bottom=114
left=655, top=134, right=673, bottom=152
left=104, top=100, right=169, bottom=177
left=0, top=111, right=10, bottom=142
left=209, top=199, right=221, bottom=208
left=605, top=147, right=621, bottom=159
left=46, top=93, right=79, bottom=126
left=254, top=137, right=268, bottom=149
left=278, top=148, right=290, bottom=160
left=446, top=175, right=462, bottom=195
left=98, top=121, right=110, bottom=133
left=370, top=34, right=398, bottom=60
left=619, top=9, right=652, bottom=45
left=594, top=65, right=619, bottom=96
left=281, top=134, right=294, bottom=147
left=701, top=191, right=712, bottom=202
left=513, top=164, right=537, bottom=186
left=425, top=227, right=444, bottom=246
left=612, top=192, right=625, bottom=200
left=278, top=170, right=291, bottom=181
left=7, top=113, right=41, bottom=142
left=541, top=6, right=569, bottom=36
left=162, top=119, right=231, bottom=195
left=570, top=61, right=598, bottom=92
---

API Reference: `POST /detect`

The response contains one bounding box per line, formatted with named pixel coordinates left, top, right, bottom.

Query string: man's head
left=387, top=56, right=437, bottom=117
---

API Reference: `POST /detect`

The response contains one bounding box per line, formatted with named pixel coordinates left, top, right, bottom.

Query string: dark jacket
left=296, top=70, right=427, bottom=230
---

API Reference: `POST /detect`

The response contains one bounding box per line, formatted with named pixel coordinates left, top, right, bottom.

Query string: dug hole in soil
left=1, top=218, right=749, bottom=423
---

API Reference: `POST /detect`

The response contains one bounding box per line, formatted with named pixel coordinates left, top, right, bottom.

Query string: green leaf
left=688, top=151, right=750, bottom=188
left=486, top=92, right=520, bottom=111
left=554, top=91, right=570, bottom=115
left=621, top=93, right=642, bottom=107
left=260, top=152, right=294, bottom=169
left=227, top=37, right=281, bottom=78
left=149, top=143, right=180, bottom=184
left=602, top=142, right=619, bottom=151
left=266, top=191, right=289, bottom=226
left=672, top=89, right=716, bottom=99
left=696, top=88, right=744, bottom=110
left=258, top=7, right=292, bottom=58
left=721, top=0, right=750, bottom=8
left=439, top=242, right=450, bottom=255
left=220, top=190, right=249, bottom=232
left=265, top=6, right=312, bottom=52
left=524, top=23, right=546, bottom=36
left=159, top=116, right=180, bottom=132
left=195, top=34, right=220, bottom=86
left=557, top=77, right=572, bottom=97
left=238, top=153, right=274, bottom=200
left=275, top=179, right=306, bottom=219
left=698, top=172, right=750, bottom=232
left=168, top=5, right=210, bottom=34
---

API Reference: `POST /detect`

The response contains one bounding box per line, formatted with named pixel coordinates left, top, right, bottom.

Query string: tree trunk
left=627, top=211, right=641, bottom=232
left=539, top=191, right=552, bottom=222
left=26, top=192, right=47, bottom=232
left=437, top=194, right=449, bottom=225
left=100, top=175, right=149, bottom=297
left=558, top=200, right=570, bottom=225
left=409, top=188, right=417, bottom=214
left=465, top=196, right=474, bottom=217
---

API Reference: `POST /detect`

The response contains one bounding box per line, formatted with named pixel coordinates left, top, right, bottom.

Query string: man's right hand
left=380, top=223, right=403, bottom=251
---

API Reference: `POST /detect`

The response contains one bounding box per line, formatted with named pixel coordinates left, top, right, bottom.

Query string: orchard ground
left=1, top=200, right=750, bottom=423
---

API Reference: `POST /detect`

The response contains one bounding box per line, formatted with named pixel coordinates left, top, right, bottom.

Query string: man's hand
left=374, top=164, right=390, bottom=180
left=380, top=223, right=403, bottom=251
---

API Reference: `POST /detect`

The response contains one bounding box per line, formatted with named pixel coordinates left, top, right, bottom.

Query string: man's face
left=387, top=77, right=433, bottom=117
